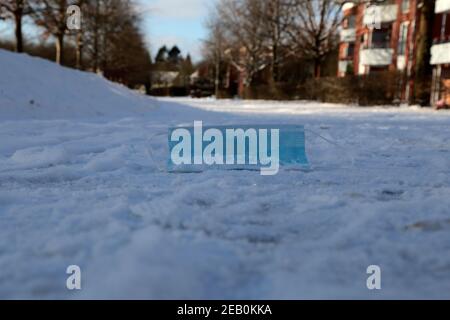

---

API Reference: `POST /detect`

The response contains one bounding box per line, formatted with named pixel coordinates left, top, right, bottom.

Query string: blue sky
left=140, top=0, right=214, bottom=62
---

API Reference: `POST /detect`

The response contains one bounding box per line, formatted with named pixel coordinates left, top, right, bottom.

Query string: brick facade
left=338, top=1, right=419, bottom=102
left=431, top=1, right=450, bottom=106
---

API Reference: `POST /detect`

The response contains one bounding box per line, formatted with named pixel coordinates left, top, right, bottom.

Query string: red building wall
left=338, top=0, right=419, bottom=101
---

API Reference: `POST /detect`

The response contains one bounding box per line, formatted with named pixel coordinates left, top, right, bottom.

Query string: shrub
left=229, top=71, right=404, bottom=106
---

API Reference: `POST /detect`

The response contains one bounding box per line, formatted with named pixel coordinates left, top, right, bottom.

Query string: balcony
left=340, top=28, right=356, bottom=42
left=343, top=3, right=355, bottom=11
left=338, top=60, right=354, bottom=75
left=430, top=42, right=450, bottom=65
left=360, top=48, right=394, bottom=66
left=435, top=0, right=450, bottom=14
left=363, top=4, right=398, bottom=26
left=338, top=61, right=349, bottom=74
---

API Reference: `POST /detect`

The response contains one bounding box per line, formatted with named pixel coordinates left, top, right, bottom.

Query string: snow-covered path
left=1, top=96, right=450, bottom=299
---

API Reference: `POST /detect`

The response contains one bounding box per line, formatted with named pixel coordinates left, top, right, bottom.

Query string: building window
left=402, top=0, right=410, bottom=13
left=432, top=13, right=450, bottom=44
left=343, top=15, right=356, bottom=29
left=370, top=25, right=392, bottom=49
left=345, top=62, right=354, bottom=76
left=447, top=13, right=450, bottom=42
left=398, top=23, right=408, bottom=55
left=442, top=13, right=450, bottom=43
left=370, top=66, right=389, bottom=73
left=348, top=15, right=356, bottom=29
left=346, top=43, right=355, bottom=58
left=433, top=14, right=443, bottom=43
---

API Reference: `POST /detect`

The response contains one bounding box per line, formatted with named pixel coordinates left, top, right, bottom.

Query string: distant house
left=188, top=63, right=215, bottom=98
left=190, top=70, right=200, bottom=85
left=150, top=71, right=191, bottom=96
left=151, top=71, right=180, bottom=89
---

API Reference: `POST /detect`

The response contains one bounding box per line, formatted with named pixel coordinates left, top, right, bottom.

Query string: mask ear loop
left=145, top=126, right=362, bottom=174
left=304, top=128, right=356, bottom=169
left=145, top=130, right=168, bottom=173
left=305, top=128, right=406, bottom=171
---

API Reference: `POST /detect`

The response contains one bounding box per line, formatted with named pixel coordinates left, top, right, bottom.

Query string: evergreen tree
left=168, top=45, right=181, bottom=64
left=155, top=45, right=168, bottom=63
left=183, top=54, right=193, bottom=73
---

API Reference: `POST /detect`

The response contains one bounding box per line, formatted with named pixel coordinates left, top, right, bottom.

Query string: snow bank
left=0, top=49, right=154, bottom=120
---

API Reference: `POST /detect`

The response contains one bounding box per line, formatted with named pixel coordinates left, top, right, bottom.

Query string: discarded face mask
left=168, top=121, right=308, bottom=175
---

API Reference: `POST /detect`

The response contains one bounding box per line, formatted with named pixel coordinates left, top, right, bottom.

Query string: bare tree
left=81, top=0, right=101, bottom=71
left=208, top=0, right=344, bottom=87
left=218, top=0, right=272, bottom=89
left=0, top=0, right=32, bottom=52
left=73, top=0, right=84, bottom=69
left=80, top=0, right=152, bottom=88
left=258, top=0, right=293, bottom=82
left=204, top=9, right=227, bottom=97
left=285, top=0, right=343, bottom=78
left=30, top=0, right=79, bottom=64
left=82, top=0, right=130, bottom=72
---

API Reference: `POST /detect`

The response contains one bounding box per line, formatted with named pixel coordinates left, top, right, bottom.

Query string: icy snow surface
left=1, top=50, right=450, bottom=299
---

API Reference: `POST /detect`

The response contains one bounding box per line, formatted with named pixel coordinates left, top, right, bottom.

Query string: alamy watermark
left=67, top=5, right=81, bottom=31
left=366, top=265, right=381, bottom=290
left=66, top=265, right=81, bottom=290
left=63, top=263, right=381, bottom=292
left=169, top=121, right=281, bottom=176
left=168, top=122, right=309, bottom=175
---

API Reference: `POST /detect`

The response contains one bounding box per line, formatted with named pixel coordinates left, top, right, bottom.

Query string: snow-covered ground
left=1, top=50, right=450, bottom=299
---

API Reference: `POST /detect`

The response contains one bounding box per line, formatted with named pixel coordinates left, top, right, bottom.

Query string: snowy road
left=1, top=97, right=450, bottom=299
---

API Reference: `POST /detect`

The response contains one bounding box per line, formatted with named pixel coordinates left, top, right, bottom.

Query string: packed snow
left=1, top=50, right=450, bottom=299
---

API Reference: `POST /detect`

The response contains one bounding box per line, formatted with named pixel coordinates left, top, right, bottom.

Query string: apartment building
left=339, top=0, right=450, bottom=106
left=338, top=0, right=418, bottom=102
left=431, top=0, right=450, bottom=106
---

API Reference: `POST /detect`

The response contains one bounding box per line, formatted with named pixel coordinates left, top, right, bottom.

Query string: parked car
left=190, top=78, right=214, bottom=98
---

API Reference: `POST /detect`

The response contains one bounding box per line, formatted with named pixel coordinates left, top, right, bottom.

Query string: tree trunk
left=93, top=0, right=100, bottom=72
left=272, top=43, right=279, bottom=82
left=412, top=0, right=435, bottom=106
left=215, top=56, right=220, bottom=98
left=55, top=33, right=64, bottom=65
left=76, top=32, right=83, bottom=69
left=14, top=9, right=23, bottom=53
left=314, top=59, right=321, bottom=79
left=76, top=0, right=85, bottom=69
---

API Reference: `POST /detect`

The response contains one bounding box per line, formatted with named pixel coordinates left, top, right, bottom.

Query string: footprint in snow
left=376, top=189, right=404, bottom=201
left=405, top=219, right=450, bottom=232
